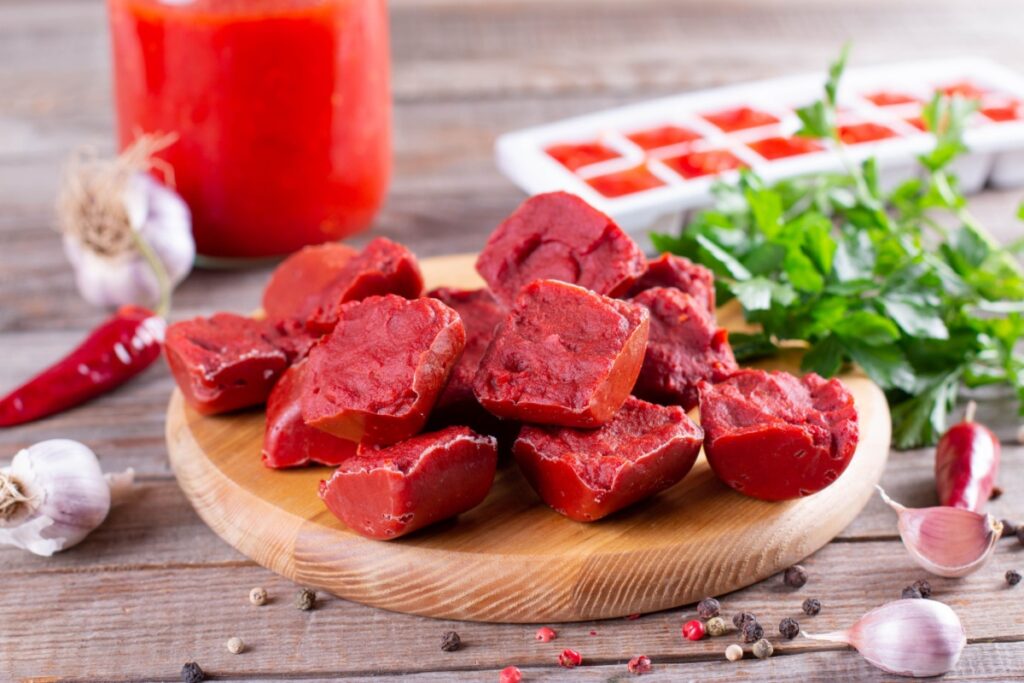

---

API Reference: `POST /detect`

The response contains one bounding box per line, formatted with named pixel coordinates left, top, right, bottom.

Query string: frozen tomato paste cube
left=626, top=125, right=701, bottom=150
left=748, top=136, right=823, bottom=160
left=630, top=288, right=736, bottom=410
left=662, top=149, right=745, bottom=179
left=698, top=369, right=859, bottom=501
left=302, top=295, right=465, bottom=445
left=864, top=91, right=919, bottom=107
left=165, top=313, right=288, bottom=415
left=306, top=237, right=424, bottom=333
left=427, top=287, right=506, bottom=414
left=838, top=122, right=898, bottom=145
left=938, top=81, right=986, bottom=99
left=262, top=242, right=358, bottom=322
left=319, top=426, right=498, bottom=539
left=514, top=397, right=703, bottom=521
left=473, top=279, right=649, bottom=428
left=702, top=106, right=778, bottom=132
left=585, top=165, right=665, bottom=198
left=545, top=141, right=619, bottom=171
left=262, top=360, right=357, bottom=469
left=627, top=253, right=716, bottom=315
left=475, top=192, right=646, bottom=305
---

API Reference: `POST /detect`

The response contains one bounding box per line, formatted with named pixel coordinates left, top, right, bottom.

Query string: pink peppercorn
left=558, top=648, right=583, bottom=668
left=535, top=626, right=557, bottom=642
left=682, top=619, right=706, bottom=641
left=627, top=654, right=653, bottom=674
left=499, top=666, right=522, bottom=683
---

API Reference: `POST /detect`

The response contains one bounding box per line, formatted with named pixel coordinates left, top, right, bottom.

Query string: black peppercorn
left=441, top=630, right=462, bottom=652
left=802, top=598, right=821, bottom=616
left=295, top=587, right=316, bottom=611
left=732, top=611, right=756, bottom=629
left=778, top=617, right=800, bottom=639
left=912, top=578, right=932, bottom=598
left=1007, top=569, right=1022, bottom=587
left=783, top=565, right=808, bottom=588
left=697, top=597, right=720, bottom=620
left=990, top=485, right=1004, bottom=500
left=901, top=585, right=922, bottom=599
left=181, top=662, right=205, bottom=683
left=741, top=619, right=764, bottom=644
left=1000, top=520, right=1017, bottom=539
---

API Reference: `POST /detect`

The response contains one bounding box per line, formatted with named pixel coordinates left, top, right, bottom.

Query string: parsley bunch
left=652, top=46, right=1024, bottom=448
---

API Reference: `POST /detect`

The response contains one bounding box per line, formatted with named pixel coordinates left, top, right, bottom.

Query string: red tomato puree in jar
left=107, top=0, right=391, bottom=260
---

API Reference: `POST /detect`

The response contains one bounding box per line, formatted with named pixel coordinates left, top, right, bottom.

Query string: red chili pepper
left=935, top=401, right=1001, bottom=512
left=0, top=306, right=165, bottom=427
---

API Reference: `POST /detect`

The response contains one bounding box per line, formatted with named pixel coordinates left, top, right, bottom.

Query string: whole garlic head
left=0, top=439, right=133, bottom=556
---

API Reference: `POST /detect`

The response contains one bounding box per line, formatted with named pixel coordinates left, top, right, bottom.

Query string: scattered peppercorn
left=295, top=588, right=316, bottom=611
left=802, top=598, right=821, bottom=616
left=249, top=586, right=268, bottom=606
left=901, top=585, right=923, bottom=599
left=778, top=617, right=800, bottom=639
left=1001, top=520, right=1018, bottom=538
left=697, top=596, right=720, bottom=620
left=558, top=648, right=582, bottom=668
left=1017, top=526, right=1024, bottom=546
left=752, top=638, right=774, bottom=659
left=180, top=662, right=205, bottom=683
left=990, top=485, right=1004, bottom=501
left=732, top=612, right=756, bottom=629
left=725, top=644, right=744, bottom=662
left=441, top=631, right=461, bottom=652
left=499, top=665, right=522, bottom=683
left=706, top=616, right=728, bottom=637
left=535, top=626, right=557, bottom=642
left=1007, top=569, right=1022, bottom=587
left=682, top=619, right=706, bottom=641
left=627, top=654, right=653, bottom=675
left=741, top=620, right=764, bottom=644
left=912, top=579, right=932, bottom=598
left=226, top=636, right=245, bottom=654
left=784, top=565, right=808, bottom=588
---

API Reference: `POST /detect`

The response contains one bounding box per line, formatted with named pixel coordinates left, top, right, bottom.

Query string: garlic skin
left=804, top=599, right=966, bottom=678
left=0, top=440, right=134, bottom=556
left=63, top=172, right=194, bottom=310
left=878, top=486, right=1001, bottom=578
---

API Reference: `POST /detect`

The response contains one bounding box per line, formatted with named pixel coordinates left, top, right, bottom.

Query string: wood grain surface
left=1, top=0, right=1023, bottom=679
left=165, top=254, right=891, bottom=623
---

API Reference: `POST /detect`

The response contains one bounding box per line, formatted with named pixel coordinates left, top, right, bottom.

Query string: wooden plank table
left=1, top=0, right=1023, bottom=680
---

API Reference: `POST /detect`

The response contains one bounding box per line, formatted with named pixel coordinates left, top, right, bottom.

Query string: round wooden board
left=167, top=253, right=891, bottom=623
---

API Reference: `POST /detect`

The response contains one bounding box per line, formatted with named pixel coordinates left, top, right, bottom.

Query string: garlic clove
left=878, top=486, right=1001, bottom=578
left=804, top=599, right=966, bottom=678
left=0, top=440, right=132, bottom=556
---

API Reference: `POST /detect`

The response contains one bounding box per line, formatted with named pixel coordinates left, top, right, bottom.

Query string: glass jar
left=107, top=0, right=391, bottom=261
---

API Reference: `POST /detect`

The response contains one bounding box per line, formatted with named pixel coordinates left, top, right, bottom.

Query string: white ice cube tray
left=494, top=57, right=1024, bottom=235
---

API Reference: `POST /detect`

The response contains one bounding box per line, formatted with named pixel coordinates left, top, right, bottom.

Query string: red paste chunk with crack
left=630, top=288, right=736, bottom=410
left=262, top=360, right=358, bottom=469
left=475, top=192, right=646, bottom=305
left=427, top=287, right=506, bottom=416
left=306, top=237, right=424, bottom=334
left=262, top=242, right=358, bottom=322
left=698, top=369, right=859, bottom=501
left=473, top=279, right=649, bottom=428
left=514, top=397, right=703, bottom=521
left=302, top=295, right=465, bottom=445
left=627, top=253, right=716, bottom=315
left=319, top=426, right=498, bottom=539
left=262, top=317, right=320, bottom=364
left=165, top=313, right=288, bottom=415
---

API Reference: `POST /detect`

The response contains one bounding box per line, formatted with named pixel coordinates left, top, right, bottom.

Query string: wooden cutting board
left=166, top=253, right=891, bottom=623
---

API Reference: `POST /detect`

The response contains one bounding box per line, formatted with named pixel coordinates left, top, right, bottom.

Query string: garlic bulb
left=58, top=134, right=194, bottom=315
left=804, top=599, right=966, bottom=678
left=0, top=440, right=134, bottom=556
left=878, top=486, right=1002, bottom=577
